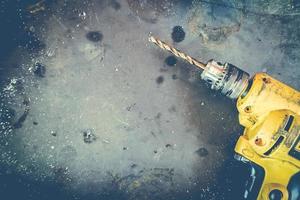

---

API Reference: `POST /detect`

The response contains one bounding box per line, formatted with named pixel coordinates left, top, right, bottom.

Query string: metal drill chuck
left=201, top=60, right=250, bottom=99
left=148, top=36, right=249, bottom=99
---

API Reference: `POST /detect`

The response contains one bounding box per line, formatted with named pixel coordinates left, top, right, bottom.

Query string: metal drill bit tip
left=148, top=35, right=206, bottom=70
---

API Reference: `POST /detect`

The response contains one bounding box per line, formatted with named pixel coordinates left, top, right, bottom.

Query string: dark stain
left=168, top=105, right=176, bottom=113
left=155, top=112, right=161, bottom=119
left=111, top=0, right=121, bottom=10
left=151, top=131, right=156, bottom=137
left=33, top=121, right=38, bottom=125
left=123, top=147, right=128, bottom=150
left=82, top=129, right=97, bottom=143
left=23, top=96, right=30, bottom=106
left=126, top=103, right=136, bottom=111
left=199, top=23, right=241, bottom=43
left=165, top=144, right=172, bottom=148
left=51, top=131, right=57, bottom=137
left=154, top=150, right=158, bottom=154
left=165, top=56, right=177, bottom=67
left=33, top=62, right=46, bottom=78
left=156, top=76, right=164, bottom=84
left=195, top=147, right=209, bottom=157
left=171, top=26, right=185, bottom=43
left=86, top=31, right=103, bottom=42
left=172, top=74, right=178, bottom=80
left=159, top=68, right=168, bottom=73
left=13, top=108, right=29, bottom=129
left=262, top=77, right=271, bottom=84
left=130, top=164, right=137, bottom=168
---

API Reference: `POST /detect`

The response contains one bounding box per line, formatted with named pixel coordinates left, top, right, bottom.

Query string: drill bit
left=148, top=36, right=206, bottom=70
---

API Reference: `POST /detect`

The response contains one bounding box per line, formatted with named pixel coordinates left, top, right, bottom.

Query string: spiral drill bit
left=148, top=36, right=206, bottom=70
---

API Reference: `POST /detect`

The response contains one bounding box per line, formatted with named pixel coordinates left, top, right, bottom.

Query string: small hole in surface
left=245, top=106, right=251, bottom=112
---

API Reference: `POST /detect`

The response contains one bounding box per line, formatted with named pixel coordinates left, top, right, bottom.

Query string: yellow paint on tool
left=149, top=35, right=300, bottom=200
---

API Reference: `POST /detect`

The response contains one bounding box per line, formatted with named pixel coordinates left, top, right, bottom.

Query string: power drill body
left=148, top=36, right=300, bottom=199
left=201, top=60, right=300, bottom=200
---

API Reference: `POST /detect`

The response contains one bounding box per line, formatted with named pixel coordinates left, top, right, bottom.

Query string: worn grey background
left=0, top=0, right=299, bottom=200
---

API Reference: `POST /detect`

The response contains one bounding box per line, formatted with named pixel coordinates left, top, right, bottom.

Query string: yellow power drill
left=149, top=36, right=300, bottom=200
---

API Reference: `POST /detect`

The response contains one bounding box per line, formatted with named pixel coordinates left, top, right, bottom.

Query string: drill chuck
left=148, top=36, right=250, bottom=99
left=201, top=60, right=250, bottom=99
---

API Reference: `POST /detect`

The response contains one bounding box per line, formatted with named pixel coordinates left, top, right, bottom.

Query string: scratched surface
left=0, top=1, right=299, bottom=200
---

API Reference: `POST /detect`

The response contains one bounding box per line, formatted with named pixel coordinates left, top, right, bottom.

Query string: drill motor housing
left=201, top=60, right=300, bottom=200
left=148, top=36, right=300, bottom=200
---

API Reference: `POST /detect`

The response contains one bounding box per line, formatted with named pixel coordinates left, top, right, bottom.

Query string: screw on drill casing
left=148, top=35, right=206, bottom=70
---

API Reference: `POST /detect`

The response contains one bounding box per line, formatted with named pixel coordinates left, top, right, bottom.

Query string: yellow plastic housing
left=235, top=73, right=300, bottom=200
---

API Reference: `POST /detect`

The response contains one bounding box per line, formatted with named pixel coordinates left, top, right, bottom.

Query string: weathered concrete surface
left=0, top=0, right=299, bottom=200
